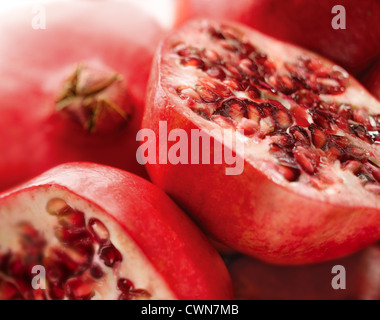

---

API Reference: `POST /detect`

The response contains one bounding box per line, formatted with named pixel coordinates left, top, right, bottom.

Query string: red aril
left=0, top=0, right=164, bottom=191
left=143, top=19, right=380, bottom=264
left=175, top=0, right=380, bottom=74
left=0, top=162, right=233, bottom=300
left=228, top=244, right=380, bottom=300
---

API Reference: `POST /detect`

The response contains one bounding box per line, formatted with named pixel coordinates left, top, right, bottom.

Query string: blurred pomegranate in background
left=176, top=0, right=380, bottom=74
left=362, top=59, right=380, bottom=101
left=228, top=244, right=380, bottom=300
left=0, top=0, right=165, bottom=191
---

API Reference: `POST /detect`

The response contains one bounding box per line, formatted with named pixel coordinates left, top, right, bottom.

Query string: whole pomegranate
left=0, top=0, right=164, bottom=191
left=176, top=0, right=380, bottom=74
left=142, top=19, right=380, bottom=265
left=0, top=162, right=233, bottom=300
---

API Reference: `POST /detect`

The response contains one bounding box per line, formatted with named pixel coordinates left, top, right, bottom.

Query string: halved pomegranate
left=0, top=0, right=164, bottom=191
left=228, top=244, right=380, bottom=300
left=176, top=0, right=380, bottom=74
left=0, top=162, right=233, bottom=300
left=143, top=20, right=380, bottom=264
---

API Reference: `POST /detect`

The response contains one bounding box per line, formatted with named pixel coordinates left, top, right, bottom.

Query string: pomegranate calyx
left=56, top=64, right=131, bottom=134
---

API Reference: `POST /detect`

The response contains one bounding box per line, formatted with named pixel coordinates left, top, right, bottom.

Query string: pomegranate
left=143, top=20, right=380, bottom=264
left=176, top=0, right=380, bottom=74
left=0, top=162, right=233, bottom=300
left=0, top=0, right=164, bottom=191
left=228, top=244, right=380, bottom=300
left=362, top=59, right=380, bottom=101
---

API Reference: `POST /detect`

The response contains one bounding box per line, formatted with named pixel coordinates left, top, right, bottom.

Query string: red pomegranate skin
left=228, top=244, right=380, bottom=300
left=175, top=0, right=380, bottom=74
left=142, top=19, right=380, bottom=265
left=0, top=162, right=233, bottom=300
left=363, top=59, right=380, bottom=101
left=0, top=0, right=165, bottom=191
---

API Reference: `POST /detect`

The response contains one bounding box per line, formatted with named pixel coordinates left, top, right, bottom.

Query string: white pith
left=162, top=20, right=380, bottom=207
left=0, top=186, right=177, bottom=300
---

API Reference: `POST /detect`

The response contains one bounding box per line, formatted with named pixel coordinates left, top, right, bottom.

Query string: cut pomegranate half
left=143, top=20, right=380, bottom=264
left=0, top=163, right=233, bottom=300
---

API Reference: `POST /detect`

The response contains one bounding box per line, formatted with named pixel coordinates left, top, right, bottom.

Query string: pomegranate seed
left=270, top=133, right=294, bottom=149
left=226, top=64, right=243, bottom=79
left=180, top=57, right=205, bottom=69
left=239, top=58, right=257, bottom=77
left=338, top=104, right=353, bottom=119
left=207, top=66, right=226, bottom=80
left=290, top=126, right=310, bottom=146
left=174, top=44, right=197, bottom=57
left=51, top=247, right=92, bottom=273
left=98, top=243, right=122, bottom=267
left=178, top=87, right=202, bottom=103
left=325, top=142, right=344, bottom=161
left=240, top=42, right=256, bottom=55
left=65, top=277, right=95, bottom=300
left=196, top=86, right=219, bottom=103
left=269, top=143, right=297, bottom=168
left=0, top=281, right=23, bottom=300
left=278, top=165, right=300, bottom=182
left=219, top=40, right=238, bottom=52
left=353, top=109, right=371, bottom=127
left=117, top=278, right=134, bottom=293
left=216, top=99, right=248, bottom=120
left=312, top=111, right=331, bottom=130
left=90, top=264, right=104, bottom=279
left=292, top=90, right=319, bottom=107
left=202, top=49, right=221, bottom=63
left=290, top=105, right=310, bottom=127
left=208, top=26, right=225, bottom=40
left=48, top=283, right=65, bottom=300
left=223, top=79, right=243, bottom=90
left=309, top=124, right=328, bottom=149
left=271, top=75, right=299, bottom=95
left=199, top=78, right=231, bottom=98
left=46, top=198, right=72, bottom=216
left=273, top=108, right=293, bottom=130
left=211, top=115, right=237, bottom=129
left=247, top=103, right=262, bottom=123
left=58, top=210, right=85, bottom=228
left=293, top=146, right=319, bottom=174
left=245, top=86, right=261, bottom=99
left=55, top=226, right=93, bottom=247
left=32, top=289, right=47, bottom=300
left=88, top=218, right=110, bottom=244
